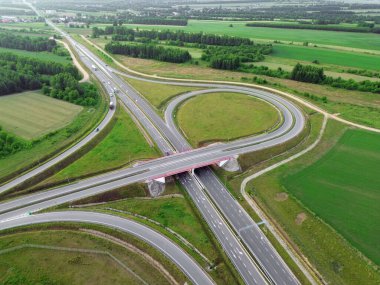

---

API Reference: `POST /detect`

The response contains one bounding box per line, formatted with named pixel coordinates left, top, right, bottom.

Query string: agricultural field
left=48, top=105, right=159, bottom=183
left=177, top=92, right=279, bottom=146
left=241, top=120, right=380, bottom=284
left=119, top=20, right=380, bottom=52
left=0, top=91, right=82, bottom=139
left=0, top=230, right=176, bottom=285
left=283, top=129, right=380, bottom=265
left=271, top=44, right=380, bottom=71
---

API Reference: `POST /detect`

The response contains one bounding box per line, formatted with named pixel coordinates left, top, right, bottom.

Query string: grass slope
left=177, top=92, right=279, bottom=146
left=272, top=44, right=380, bottom=71
left=0, top=46, right=71, bottom=63
left=283, top=129, right=380, bottom=265
left=0, top=91, right=82, bottom=139
left=0, top=230, right=171, bottom=285
left=51, top=106, right=159, bottom=181
left=125, top=77, right=200, bottom=110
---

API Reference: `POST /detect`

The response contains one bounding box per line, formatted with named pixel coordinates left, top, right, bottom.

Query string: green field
left=283, top=129, right=380, bottom=265
left=0, top=91, right=82, bottom=139
left=50, top=106, right=159, bottom=182
left=177, top=92, right=279, bottom=146
left=0, top=46, right=71, bottom=63
left=272, top=44, right=380, bottom=71
left=0, top=230, right=174, bottom=285
left=119, top=20, right=380, bottom=52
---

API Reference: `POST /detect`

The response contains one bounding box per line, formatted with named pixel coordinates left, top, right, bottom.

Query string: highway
left=0, top=211, right=215, bottom=285
left=2, top=2, right=304, bottom=284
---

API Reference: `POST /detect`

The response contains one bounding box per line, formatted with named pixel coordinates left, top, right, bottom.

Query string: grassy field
left=272, top=44, right=380, bottom=71
left=283, top=129, right=380, bottom=265
left=48, top=105, right=159, bottom=182
left=125, top=77, right=201, bottom=110
left=177, top=92, right=279, bottom=146
left=0, top=230, right=176, bottom=285
left=117, top=20, right=380, bottom=52
left=0, top=91, right=82, bottom=139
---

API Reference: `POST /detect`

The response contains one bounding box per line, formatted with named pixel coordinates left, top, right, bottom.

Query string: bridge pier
left=218, top=155, right=241, bottom=172
left=146, top=177, right=166, bottom=197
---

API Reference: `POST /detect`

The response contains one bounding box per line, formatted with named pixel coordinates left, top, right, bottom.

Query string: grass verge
left=0, top=226, right=187, bottom=285
left=176, top=92, right=280, bottom=147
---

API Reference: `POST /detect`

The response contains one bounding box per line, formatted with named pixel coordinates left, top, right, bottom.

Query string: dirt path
left=57, top=39, right=89, bottom=83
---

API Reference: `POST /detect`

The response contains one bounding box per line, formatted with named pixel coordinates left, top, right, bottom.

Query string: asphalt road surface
left=0, top=211, right=215, bottom=285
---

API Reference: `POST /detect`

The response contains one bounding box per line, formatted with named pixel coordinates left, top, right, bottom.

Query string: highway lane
left=166, top=90, right=301, bottom=285
left=9, top=4, right=303, bottom=284
left=0, top=33, right=270, bottom=284
left=0, top=211, right=215, bottom=285
left=64, top=39, right=301, bottom=284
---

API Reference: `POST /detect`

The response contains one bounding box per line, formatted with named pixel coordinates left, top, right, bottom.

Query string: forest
left=201, top=45, right=272, bottom=70
left=105, top=42, right=191, bottom=63
left=0, top=32, right=57, bottom=52
left=0, top=53, right=98, bottom=105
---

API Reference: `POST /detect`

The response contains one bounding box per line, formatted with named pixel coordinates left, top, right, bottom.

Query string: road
left=0, top=211, right=215, bottom=285
left=2, top=2, right=304, bottom=284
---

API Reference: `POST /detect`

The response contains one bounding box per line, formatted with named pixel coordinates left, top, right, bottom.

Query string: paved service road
left=0, top=211, right=215, bottom=285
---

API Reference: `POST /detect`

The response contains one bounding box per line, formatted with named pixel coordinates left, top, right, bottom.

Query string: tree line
left=246, top=22, right=380, bottom=34
left=0, top=32, right=57, bottom=52
left=0, top=126, right=30, bottom=159
left=93, top=26, right=253, bottom=46
left=130, top=18, right=188, bottom=26
left=105, top=42, right=191, bottom=63
left=245, top=63, right=380, bottom=93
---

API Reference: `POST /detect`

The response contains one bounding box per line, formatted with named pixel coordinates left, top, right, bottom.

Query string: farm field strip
left=0, top=91, right=82, bottom=139
left=283, top=129, right=380, bottom=265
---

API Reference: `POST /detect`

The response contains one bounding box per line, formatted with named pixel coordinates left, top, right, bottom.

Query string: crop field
left=0, top=46, right=71, bottom=63
left=283, top=129, right=380, bottom=265
left=0, top=230, right=172, bottom=285
left=271, top=44, right=380, bottom=71
left=51, top=106, right=159, bottom=182
left=120, top=20, right=380, bottom=51
left=0, top=91, right=82, bottom=140
left=177, top=92, right=279, bottom=146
